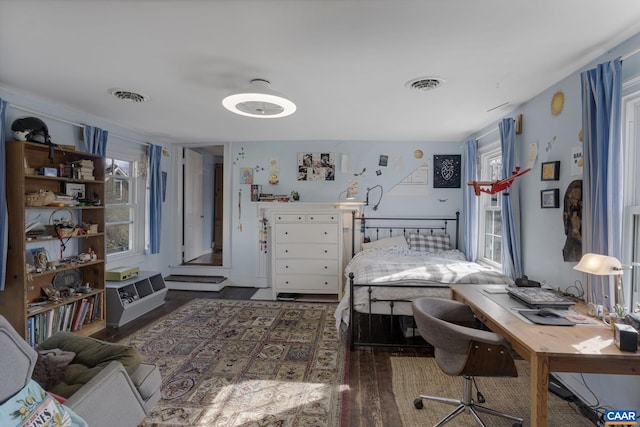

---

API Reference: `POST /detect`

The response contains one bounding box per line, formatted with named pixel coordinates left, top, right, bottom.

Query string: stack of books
left=63, top=159, right=95, bottom=180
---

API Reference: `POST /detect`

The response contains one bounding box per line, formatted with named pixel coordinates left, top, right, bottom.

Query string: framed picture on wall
left=433, top=154, right=461, bottom=188
left=541, top=188, right=560, bottom=208
left=541, top=161, right=560, bottom=181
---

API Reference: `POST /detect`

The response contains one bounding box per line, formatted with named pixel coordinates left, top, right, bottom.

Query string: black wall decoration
left=433, top=154, right=461, bottom=188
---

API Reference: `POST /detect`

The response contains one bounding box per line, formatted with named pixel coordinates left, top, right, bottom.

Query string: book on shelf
left=70, top=299, right=85, bottom=331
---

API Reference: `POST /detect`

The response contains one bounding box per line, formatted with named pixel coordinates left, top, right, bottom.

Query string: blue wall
left=471, top=32, right=640, bottom=411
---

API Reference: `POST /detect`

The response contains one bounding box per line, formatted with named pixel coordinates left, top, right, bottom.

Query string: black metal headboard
left=351, top=211, right=460, bottom=257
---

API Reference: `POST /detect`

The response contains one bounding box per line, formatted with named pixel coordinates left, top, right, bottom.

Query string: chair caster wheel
left=413, top=398, right=423, bottom=409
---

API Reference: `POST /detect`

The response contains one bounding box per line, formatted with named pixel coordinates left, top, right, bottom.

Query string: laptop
left=507, top=287, right=575, bottom=309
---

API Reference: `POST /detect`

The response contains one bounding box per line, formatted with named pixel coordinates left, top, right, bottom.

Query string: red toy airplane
left=467, top=167, right=531, bottom=196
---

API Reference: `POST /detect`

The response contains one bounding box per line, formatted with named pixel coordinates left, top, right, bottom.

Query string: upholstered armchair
left=0, top=315, right=159, bottom=427
left=411, top=297, right=523, bottom=427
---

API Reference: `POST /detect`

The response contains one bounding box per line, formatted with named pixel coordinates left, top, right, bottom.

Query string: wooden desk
left=450, top=284, right=640, bottom=426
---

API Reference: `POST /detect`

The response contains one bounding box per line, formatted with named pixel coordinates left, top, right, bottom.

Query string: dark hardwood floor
left=93, top=287, right=423, bottom=426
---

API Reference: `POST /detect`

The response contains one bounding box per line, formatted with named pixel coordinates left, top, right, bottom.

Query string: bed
left=335, top=212, right=514, bottom=349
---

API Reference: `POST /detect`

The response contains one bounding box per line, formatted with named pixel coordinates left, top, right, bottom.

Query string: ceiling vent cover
left=405, top=77, right=445, bottom=91
left=110, top=89, right=149, bottom=103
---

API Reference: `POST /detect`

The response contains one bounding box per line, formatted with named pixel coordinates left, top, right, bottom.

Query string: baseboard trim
left=164, top=281, right=226, bottom=292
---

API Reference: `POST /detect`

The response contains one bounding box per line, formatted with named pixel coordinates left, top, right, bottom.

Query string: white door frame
left=184, top=148, right=205, bottom=262
left=170, top=143, right=231, bottom=278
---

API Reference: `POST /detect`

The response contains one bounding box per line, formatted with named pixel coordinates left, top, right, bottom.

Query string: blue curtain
left=462, top=139, right=478, bottom=261
left=148, top=144, right=163, bottom=254
left=0, top=99, right=7, bottom=291
left=580, top=58, right=623, bottom=310
left=499, top=118, right=523, bottom=279
left=83, top=125, right=108, bottom=155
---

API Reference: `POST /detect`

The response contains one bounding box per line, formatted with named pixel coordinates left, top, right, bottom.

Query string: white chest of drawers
left=271, top=210, right=342, bottom=300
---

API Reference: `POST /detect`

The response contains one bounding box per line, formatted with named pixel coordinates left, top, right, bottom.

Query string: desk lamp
left=574, top=253, right=630, bottom=314
left=338, top=188, right=356, bottom=201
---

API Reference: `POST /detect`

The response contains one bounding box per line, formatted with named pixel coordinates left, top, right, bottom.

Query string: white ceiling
left=2, top=1, right=640, bottom=145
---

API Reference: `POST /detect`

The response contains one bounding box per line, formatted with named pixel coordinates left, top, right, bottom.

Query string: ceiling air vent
left=405, top=77, right=445, bottom=91
left=109, top=88, right=149, bottom=103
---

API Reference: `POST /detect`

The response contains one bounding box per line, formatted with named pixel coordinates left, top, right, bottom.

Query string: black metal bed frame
left=348, top=211, right=460, bottom=350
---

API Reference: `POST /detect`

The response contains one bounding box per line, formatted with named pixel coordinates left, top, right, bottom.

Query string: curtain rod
left=474, top=127, right=498, bottom=141
left=8, top=103, right=149, bottom=146
left=622, top=47, right=640, bottom=61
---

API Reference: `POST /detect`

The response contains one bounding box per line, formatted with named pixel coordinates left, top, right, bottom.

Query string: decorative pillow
left=407, top=233, right=451, bottom=252
left=31, top=349, right=76, bottom=391
left=38, top=348, right=76, bottom=367
left=0, top=379, right=87, bottom=426
left=37, top=332, right=142, bottom=398
left=31, top=354, right=66, bottom=391
left=362, top=235, right=409, bottom=250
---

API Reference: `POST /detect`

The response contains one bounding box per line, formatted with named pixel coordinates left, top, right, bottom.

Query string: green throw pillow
left=37, top=332, right=142, bottom=398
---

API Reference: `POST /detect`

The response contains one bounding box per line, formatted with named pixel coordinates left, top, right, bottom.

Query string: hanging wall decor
left=541, top=161, right=560, bottom=181
left=297, top=152, right=335, bottom=181
left=240, top=167, right=254, bottom=184
left=540, top=189, right=560, bottom=208
left=433, top=154, right=461, bottom=188
left=562, top=180, right=583, bottom=262
left=550, top=91, right=565, bottom=116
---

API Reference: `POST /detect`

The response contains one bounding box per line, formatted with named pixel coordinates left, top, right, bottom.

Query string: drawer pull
left=285, top=250, right=289, bottom=253
left=324, top=266, right=328, bottom=269
left=324, top=281, right=328, bottom=285
left=285, top=265, right=289, bottom=269
left=324, top=232, right=328, bottom=235
left=310, top=216, right=314, bottom=220
left=324, top=250, right=328, bottom=253
left=298, top=216, right=302, bottom=220
left=285, top=232, right=288, bottom=235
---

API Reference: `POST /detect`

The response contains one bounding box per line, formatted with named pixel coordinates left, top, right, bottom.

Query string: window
left=478, top=145, right=502, bottom=266
left=105, top=143, right=146, bottom=259
left=621, top=77, right=640, bottom=307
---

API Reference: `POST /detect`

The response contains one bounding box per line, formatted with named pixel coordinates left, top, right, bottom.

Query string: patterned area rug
left=118, top=299, right=348, bottom=426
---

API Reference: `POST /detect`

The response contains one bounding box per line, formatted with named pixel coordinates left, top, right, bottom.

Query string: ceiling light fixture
left=109, top=88, right=149, bottom=103
left=222, top=79, right=296, bottom=118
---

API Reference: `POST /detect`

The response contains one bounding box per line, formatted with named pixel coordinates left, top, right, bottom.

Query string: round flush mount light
left=109, top=88, right=149, bottom=103
left=405, top=77, right=446, bottom=92
left=222, top=79, right=296, bottom=118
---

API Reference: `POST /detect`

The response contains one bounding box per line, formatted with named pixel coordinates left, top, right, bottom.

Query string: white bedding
left=335, top=246, right=514, bottom=329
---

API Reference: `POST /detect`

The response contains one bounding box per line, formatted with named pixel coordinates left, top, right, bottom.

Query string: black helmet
left=11, top=116, right=52, bottom=144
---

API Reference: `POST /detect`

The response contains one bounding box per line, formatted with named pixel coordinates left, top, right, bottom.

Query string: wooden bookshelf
left=1, top=141, right=106, bottom=345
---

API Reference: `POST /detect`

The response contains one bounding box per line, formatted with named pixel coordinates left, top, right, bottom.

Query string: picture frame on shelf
left=541, top=188, right=560, bottom=208
left=30, top=247, right=48, bottom=270
left=541, top=161, right=560, bottom=181
left=64, top=182, right=86, bottom=199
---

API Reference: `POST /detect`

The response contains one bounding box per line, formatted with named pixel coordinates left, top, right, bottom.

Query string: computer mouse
left=537, top=308, right=562, bottom=318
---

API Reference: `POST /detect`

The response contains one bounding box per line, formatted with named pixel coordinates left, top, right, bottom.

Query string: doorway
left=182, top=146, right=224, bottom=266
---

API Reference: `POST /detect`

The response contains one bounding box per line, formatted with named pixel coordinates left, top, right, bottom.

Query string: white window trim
left=105, top=141, right=146, bottom=266
left=621, top=75, right=640, bottom=308
left=477, top=141, right=502, bottom=269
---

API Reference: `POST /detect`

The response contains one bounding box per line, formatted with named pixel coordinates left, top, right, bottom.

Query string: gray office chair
left=411, top=297, right=523, bottom=427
